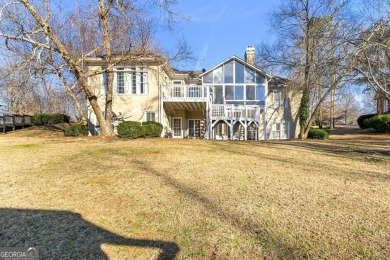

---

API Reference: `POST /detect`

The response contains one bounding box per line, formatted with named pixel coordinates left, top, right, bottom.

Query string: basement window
left=146, top=111, right=156, bottom=122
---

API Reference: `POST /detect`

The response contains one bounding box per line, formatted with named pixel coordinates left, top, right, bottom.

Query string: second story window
left=110, top=67, right=148, bottom=95
left=101, top=67, right=108, bottom=95
left=116, top=68, right=125, bottom=94
left=173, top=81, right=182, bottom=97
left=131, top=68, right=137, bottom=94
left=139, top=68, right=147, bottom=94
left=273, top=90, right=283, bottom=109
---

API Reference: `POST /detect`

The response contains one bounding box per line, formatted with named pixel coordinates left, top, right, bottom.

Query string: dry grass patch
left=0, top=129, right=389, bottom=259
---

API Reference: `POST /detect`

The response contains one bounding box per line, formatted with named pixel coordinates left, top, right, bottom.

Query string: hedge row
left=33, top=113, right=70, bottom=126
left=357, top=114, right=376, bottom=129
left=117, top=121, right=163, bottom=138
left=364, top=114, right=390, bottom=133
left=308, top=128, right=330, bottom=139
left=64, top=124, right=88, bottom=136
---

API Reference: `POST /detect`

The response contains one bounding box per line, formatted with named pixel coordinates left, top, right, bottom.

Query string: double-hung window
left=272, top=122, right=289, bottom=139
left=101, top=67, right=108, bottom=95
left=138, top=68, right=147, bottom=94
left=130, top=68, right=137, bottom=94
left=273, top=90, right=283, bottom=109
left=112, top=67, right=148, bottom=95
left=116, top=68, right=125, bottom=94
left=146, top=111, right=155, bottom=122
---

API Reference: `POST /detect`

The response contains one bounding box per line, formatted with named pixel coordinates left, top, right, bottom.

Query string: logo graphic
left=0, top=247, right=39, bottom=260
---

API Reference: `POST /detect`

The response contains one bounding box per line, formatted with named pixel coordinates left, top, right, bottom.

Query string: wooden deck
left=0, top=115, right=33, bottom=133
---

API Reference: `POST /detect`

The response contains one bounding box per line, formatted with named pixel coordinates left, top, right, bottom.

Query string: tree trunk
left=65, top=84, right=87, bottom=125
left=302, top=72, right=347, bottom=137
left=88, top=96, right=112, bottom=134
left=99, top=0, right=114, bottom=129
left=298, top=3, right=312, bottom=140
left=20, top=0, right=114, bottom=136
left=56, top=68, right=87, bottom=125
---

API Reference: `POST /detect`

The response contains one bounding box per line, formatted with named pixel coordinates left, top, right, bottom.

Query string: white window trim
left=145, top=111, right=156, bottom=122
left=113, top=67, right=149, bottom=96
left=172, top=117, right=182, bottom=138
left=101, top=67, right=108, bottom=95
left=188, top=119, right=201, bottom=138
left=273, top=90, right=283, bottom=109
left=116, top=68, right=125, bottom=94
left=203, top=61, right=266, bottom=85
left=271, top=121, right=289, bottom=140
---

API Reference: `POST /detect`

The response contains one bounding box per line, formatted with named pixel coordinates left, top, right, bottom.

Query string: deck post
left=230, top=120, right=234, bottom=140
left=258, top=115, right=261, bottom=141
left=206, top=92, right=209, bottom=139
left=244, top=106, right=248, bottom=140
left=264, top=110, right=267, bottom=141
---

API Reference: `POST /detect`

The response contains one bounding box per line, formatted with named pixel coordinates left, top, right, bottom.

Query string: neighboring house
left=85, top=47, right=300, bottom=140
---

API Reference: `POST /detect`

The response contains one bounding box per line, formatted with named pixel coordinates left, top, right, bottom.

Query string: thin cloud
left=195, top=4, right=228, bottom=70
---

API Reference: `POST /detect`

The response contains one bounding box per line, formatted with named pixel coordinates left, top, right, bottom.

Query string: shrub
left=117, top=121, right=145, bottom=138
left=64, top=124, right=88, bottom=136
left=32, top=114, right=44, bottom=125
left=142, top=121, right=163, bottom=137
left=308, top=128, right=330, bottom=139
left=32, top=113, right=70, bottom=126
left=47, top=114, right=70, bottom=125
left=117, top=121, right=163, bottom=139
left=357, top=114, right=376, bottom=129
left=365, top=114, right=390, bottom=133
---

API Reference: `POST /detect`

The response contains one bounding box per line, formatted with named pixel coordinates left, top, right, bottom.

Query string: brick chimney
left=244, top=46, right=255, bottom=65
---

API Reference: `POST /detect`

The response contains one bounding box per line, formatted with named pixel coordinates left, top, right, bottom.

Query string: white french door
left=172, top=118, right=182, bottom=138
left=188, top=119, right=201, bottom=138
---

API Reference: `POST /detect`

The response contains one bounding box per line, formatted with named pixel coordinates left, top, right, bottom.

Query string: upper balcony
left=210, top=104, right=261, bottom=122
left=163, top=85, right=208, bottom=102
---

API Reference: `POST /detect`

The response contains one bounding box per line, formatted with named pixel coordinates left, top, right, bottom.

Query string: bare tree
left=0, top=0, right=186, bottom=136
left=257, top=0, right=359, bottom=138
left=351, top=11, right=390, bottom=102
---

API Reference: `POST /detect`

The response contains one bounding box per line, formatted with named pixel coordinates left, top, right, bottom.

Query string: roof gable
left=199, top=56, right=270, bottom=79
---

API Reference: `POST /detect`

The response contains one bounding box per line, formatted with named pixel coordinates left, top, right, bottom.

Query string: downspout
left=158, top=66, right=161, bottom=124
left=264, top=77, right=269, bottom=141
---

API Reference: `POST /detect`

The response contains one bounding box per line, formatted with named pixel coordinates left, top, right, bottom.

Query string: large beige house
left=85, top=47, right=300, bottom=140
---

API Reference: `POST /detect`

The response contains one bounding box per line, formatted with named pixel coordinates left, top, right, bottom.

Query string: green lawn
left=0, top=128, right=389, bottom=259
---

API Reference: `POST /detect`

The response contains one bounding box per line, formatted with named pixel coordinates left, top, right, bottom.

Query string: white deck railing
left=211, top=104, right=261, bottom=121
left=163, top=85, right=208, bottom=101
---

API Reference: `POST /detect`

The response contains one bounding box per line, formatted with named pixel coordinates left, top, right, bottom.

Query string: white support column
left=230, top=121, right=234, bottom=140
left=244, top=106, right=248, bottom=140
left=244, top=121, right=248, bottom=141
left=206, top=99, right=209, bottom=139
left=264, top=108, right=267, bottom=141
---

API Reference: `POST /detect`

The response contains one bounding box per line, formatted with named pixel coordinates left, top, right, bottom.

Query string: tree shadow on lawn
left=130, top=158, right=307, bottom=258
left=279, top=141, right=390, bottom=157
left=0, top=208, right=179, bottom=260
left=220, top=139, right=390, bottom=157
left=209, top=141, right=390, bottom=182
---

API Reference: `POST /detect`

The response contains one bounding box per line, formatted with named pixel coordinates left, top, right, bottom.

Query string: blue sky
left=156, top=0, right=281, bottom=71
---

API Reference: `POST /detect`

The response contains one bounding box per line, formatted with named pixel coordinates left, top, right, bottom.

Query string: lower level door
left=188, top=119, right=201, bottom=138
left=173, top=118, right=182, bottom=137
